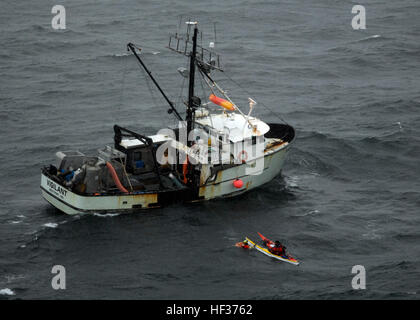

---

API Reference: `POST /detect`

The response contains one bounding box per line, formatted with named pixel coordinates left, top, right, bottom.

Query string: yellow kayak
left=245, top=237, right=300, bottom=265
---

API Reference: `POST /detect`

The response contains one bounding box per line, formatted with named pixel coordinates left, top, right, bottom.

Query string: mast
left=185, top=22, right=198, bottom=187
left=166, top=21, right=223, bottom=188
left=186, top=22, right=198, bottom=147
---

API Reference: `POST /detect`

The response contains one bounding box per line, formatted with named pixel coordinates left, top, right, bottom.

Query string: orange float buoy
left=233, top=179, right=243, bottom=188
left=209, top=94, right=235, bottom=111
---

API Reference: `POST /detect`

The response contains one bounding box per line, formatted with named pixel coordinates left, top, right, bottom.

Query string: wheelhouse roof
left=195, top=112, right=270, bottom=143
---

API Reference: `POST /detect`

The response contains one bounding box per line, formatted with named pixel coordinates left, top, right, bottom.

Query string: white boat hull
left=198, top=143, right=290, bottom=200
left=40, top=142, right=291, bottom=215
left=41, top=174, right=159, bottom=215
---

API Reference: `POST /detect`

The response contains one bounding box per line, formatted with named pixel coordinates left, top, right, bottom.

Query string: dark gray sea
left=1, top=0, right=420, bottom=299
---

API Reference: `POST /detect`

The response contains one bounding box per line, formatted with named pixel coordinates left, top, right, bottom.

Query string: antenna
left=247, top=98, right=257, bottom=117
left=213, top=22, right=217, bottom=47
left=177, top=15, right=183, bottom=36
left=167, top=21, right=223, bottom=73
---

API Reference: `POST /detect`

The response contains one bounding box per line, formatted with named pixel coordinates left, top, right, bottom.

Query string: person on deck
left=265, top=240, right=287, bottom=257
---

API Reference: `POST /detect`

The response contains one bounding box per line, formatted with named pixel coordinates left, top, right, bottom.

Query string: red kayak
left=258, top=232, right=273, bottom=246
left=257, top=232, right=298, bottom=262
left=239, top=235, right=299, bottom=265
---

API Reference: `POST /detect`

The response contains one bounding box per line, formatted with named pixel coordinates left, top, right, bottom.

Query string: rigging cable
left=136, top=54, right=160, bottom=113
left=221, top=72, right=289, bottom=125
left=173, top=57, right=190, bottom=128
left=199, top=68, right=290, bottom=141
left=198, top=69, right=210, bottom=101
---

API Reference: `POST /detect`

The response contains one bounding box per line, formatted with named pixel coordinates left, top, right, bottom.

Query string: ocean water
left=1, top=0, right=420, bottom=299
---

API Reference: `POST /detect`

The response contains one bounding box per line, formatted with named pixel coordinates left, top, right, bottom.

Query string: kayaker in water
left=236, top=239, right=250, bottom=249
left=265, top=240, right=287, bottom=257
left=241, top=239, right=250, bottom=249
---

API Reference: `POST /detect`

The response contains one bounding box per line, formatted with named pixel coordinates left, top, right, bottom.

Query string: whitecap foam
left=359, top=34, right=381, bottom=42
left=285, top=176, right=299, bottom=188
left=43, top=222, right=58, bottom=228
left=5, top=274, right=25, bottom=283
left=0, top=288, right=15, bottom=296
left=296, top=209, right=319, bottom=217
left=114, top=52, right=132, bottom=57
left=93, top=213, right=120, bottom=218
left=306, top=209, right=319, bottom=216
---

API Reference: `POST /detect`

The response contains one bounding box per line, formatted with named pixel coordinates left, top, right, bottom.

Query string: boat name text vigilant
left=47, top=179, right=68, bottom=197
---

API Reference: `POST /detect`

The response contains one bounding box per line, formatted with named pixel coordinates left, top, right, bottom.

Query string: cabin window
left=134, top=151, right=142, bottom=161
left=133, top=151, right=145, bottom=169
left=252, top=136, right=257, bottom=145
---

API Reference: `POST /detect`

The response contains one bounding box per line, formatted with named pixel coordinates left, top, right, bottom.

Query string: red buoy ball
left=233, top=179, right=243, bottom=188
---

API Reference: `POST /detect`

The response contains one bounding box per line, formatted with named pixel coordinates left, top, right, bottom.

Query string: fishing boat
left=40, top=21, right=295, bottom=215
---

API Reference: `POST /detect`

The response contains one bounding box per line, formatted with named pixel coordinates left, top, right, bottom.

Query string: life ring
left=182, top=156, right=188, bottom=184
left=237, top=150, right=248, bottom=163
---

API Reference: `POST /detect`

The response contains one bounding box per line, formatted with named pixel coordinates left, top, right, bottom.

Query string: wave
left=83, top=20, right=124, bottom=28
left=42, top=222, right=58, bottom=228
left=113, top=52, right=133, bottom=58
left=0, top=53, right=11, bottom=59
left=15, top=38, right=109, bottom=56
left=65, top=49, right=164, bottom=65
left=393, top=233, right=420, bottom=242
left=290, top=126, right=420, bottom=182
left=38, top=89, right=77, bottom=98
left=359, top=99, right=420, bottom=114
left=327, top=34, right=384, bottom=52
left=93, top=212, right=121, bottom=218
left=357, top=34, right=382, bottom=42
left=8, top=24, right=84, bottom=38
